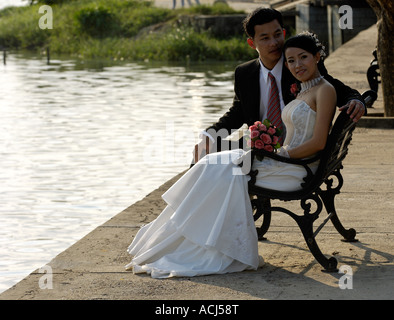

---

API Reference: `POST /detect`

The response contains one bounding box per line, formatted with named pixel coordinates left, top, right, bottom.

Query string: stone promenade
left=1, top=23, right=393, bottom=301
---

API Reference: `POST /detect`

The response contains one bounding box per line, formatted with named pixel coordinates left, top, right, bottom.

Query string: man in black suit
left=193, top=8, right=365, bottom=163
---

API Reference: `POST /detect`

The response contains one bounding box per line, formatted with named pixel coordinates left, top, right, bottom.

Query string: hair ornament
left=299, top=31, right=327, bottom=59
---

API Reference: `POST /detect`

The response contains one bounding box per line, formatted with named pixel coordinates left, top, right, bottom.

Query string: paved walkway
left=1, top=22, right=393, bottom=302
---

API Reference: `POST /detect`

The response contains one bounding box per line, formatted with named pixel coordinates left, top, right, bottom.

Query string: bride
left=125, top=33, right=336, bottom=278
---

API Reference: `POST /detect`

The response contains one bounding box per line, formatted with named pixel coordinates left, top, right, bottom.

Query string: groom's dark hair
left=243, top=8, right=284, bottom=39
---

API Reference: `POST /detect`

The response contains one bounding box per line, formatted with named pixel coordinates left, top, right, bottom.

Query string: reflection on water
left=0, top=52, right=237, bottom=293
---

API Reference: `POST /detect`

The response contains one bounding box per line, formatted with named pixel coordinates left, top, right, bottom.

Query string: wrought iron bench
left=246, top=91, right=376, bottom=272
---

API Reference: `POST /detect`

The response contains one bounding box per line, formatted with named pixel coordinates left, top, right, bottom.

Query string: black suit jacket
left=206, top=58, right=364, bottom=136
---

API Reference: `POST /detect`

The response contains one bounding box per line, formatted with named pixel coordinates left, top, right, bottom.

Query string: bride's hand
left=276, top=146, right=290, bottom=158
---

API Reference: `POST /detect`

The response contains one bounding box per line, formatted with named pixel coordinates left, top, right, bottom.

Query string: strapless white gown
left=125, top=100, right=318, bottom=278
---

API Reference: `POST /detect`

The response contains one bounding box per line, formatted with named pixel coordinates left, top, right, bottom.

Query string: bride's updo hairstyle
left=283, top=31, right=327, bottom=73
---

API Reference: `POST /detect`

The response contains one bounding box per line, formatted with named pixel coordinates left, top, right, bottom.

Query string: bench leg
left=295, top=214, right=338, bottom=272
left=272, top=193, right=338, bottom=272
left=251, top=196, right=271, bottom=241
left=268, top=209, right=338, bottom=271
left=320, top=189, right=358, bottom=242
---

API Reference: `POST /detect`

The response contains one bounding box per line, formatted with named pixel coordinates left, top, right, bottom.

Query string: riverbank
left=0, top=0, right=257, bottom=62
left=1, top=24, right=393, bottom=301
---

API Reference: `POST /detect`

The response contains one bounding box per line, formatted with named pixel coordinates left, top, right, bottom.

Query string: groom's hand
left=193, top=136, right=211, bottom=164
left=339, top=99, right=365, bottom=122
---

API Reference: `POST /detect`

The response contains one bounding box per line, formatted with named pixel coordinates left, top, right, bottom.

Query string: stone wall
left=177, top=14, right=247, bottom=38
left=296, top=2, right=376, bottom=54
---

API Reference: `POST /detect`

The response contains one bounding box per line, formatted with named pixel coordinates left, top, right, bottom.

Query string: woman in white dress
left=125, top=33, right=337, bottom=278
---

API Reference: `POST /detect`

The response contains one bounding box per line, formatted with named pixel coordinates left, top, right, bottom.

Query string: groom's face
left=247, top=19, right=285, bottom=70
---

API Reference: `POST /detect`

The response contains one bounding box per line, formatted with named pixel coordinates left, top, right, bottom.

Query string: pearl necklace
left=298, top=75, right=324, bottom=96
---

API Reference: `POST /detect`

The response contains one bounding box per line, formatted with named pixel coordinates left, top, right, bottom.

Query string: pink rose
left=251, top=130, right=260, bottom=139
left=254, top=121, right=262, bottom=126
left=259, top=124, right=267, bottom=132
left=267, top=127, right=276, bottom=135
left=260, top=133, right=272, bottom=145
left=264, top=145, right=274, bottom=152
left=249, top=125, right=258, bottom=132
left=254, top=140, right=264, bottom=149
left=272, top=135, right=279, bottom=145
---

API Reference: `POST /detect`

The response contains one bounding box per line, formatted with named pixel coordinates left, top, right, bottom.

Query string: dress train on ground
left=126, top=150, right=259, bottom=278
left=126, top=99, right=318, bottom=278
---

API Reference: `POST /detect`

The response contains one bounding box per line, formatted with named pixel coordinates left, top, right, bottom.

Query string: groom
left=193, top=7, right=365, bottom=163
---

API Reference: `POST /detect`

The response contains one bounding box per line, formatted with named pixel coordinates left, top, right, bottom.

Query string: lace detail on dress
left=282, top=100, right=316, bottom=149
left=252, top=99, right=319, bottom=191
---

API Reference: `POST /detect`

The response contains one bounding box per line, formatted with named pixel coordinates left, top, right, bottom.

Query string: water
left=0, top=51, right=237, bottom=293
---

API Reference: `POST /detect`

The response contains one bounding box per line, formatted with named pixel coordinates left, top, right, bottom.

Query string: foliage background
left=0, top=0, right=257, bottom=62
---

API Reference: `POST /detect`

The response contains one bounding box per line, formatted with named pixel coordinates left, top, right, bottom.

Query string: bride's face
left=285, top=47, right=320, bottom=82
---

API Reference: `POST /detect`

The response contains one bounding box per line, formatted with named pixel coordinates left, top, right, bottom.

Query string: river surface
left=0, top=51, right=237, bottom=293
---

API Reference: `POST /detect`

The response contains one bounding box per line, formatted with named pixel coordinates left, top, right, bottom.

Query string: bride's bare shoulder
left=318, top=79, right=336, bottom=100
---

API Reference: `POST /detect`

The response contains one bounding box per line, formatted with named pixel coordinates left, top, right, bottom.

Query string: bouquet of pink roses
left=247, top=119, right=282, bottom=160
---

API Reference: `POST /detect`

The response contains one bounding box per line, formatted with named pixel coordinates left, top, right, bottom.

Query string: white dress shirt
left=201, top=55, right=286, bottom=144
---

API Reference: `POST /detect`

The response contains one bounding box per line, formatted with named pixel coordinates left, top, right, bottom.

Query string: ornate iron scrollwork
left=323, top=167, right=343, bottom=195
left=301, top=191, right=323, bottom=220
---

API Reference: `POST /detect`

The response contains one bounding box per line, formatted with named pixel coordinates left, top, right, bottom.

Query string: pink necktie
left=267, top=72, right=283, bottom=145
